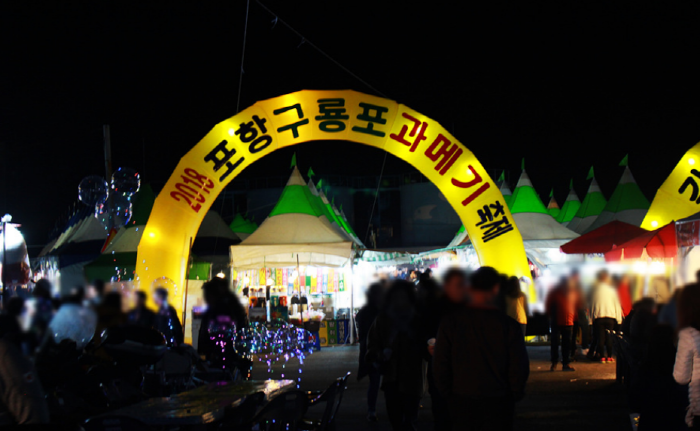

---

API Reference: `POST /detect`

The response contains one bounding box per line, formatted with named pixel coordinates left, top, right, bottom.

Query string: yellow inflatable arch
left=135, top=90, right=530, bottom=311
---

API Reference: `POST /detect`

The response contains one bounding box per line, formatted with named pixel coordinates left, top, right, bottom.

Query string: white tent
left=230, top=168, right=353, bottom=270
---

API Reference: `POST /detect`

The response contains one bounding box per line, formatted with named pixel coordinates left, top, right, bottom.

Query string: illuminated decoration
left=585, top=157, right=650, bottom=232
left=234, top=320, right=315, bottom=387
left=567, top=167, right=607, bottom=234
left=555, top=180, right=581, bottom=225
left=135, top=90, right=530, bottom=310
left=79, top=167, right=141, bottom=229
left=642, top=141, right=700, bottom=230
left=78, top=176, right=109, bottom=206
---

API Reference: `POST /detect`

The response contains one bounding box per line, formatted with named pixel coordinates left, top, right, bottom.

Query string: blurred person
left=569, top=270, right=589, bottom=358
left=659, top=288, right=682, bottom=329
left=30, top=279, right=54, bottom=343
left=87, top=279, right=106, bottom=307
left=154, top=287, right=183, bottom=347
left=356, top=283, right=385, bottom=422
left=127, top=291, right=155, bottom=328
left=424, top=268, right=469, bottom=431
left=367, top=280, right=427, bottom=431
left=198, top=278, right=247, bottom=371
left=95, top=291, right=126, bottom=337
left=617, top=274, right=633, bottom=317
left=0, top=315, right=49, bottom=425
left=632, top=325, right=687, bottom=431
left=545, top=276, right=579, bottom=371
left=434, top=267, right=529, bottom=431
left=504, top=276, right=528, bottom=337
left=674, top=283, right=700, bottom=428
left=629, top=298, right=657, bottom=349
left=590, top=270, right=623, bottom=362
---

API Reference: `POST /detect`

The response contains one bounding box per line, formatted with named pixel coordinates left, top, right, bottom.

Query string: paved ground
left=251, top=345, right=631, bottom=431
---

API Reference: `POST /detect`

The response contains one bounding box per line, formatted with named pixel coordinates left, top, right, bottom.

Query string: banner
left=135, top=90, right=531, bottom=315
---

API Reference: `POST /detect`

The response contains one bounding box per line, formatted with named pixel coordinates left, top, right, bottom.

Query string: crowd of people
left=0, top=277, right=249, bottom=425
left=357, top=267, right=530, bottom=431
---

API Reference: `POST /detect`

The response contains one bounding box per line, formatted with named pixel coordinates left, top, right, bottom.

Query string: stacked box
left=327, top=320, right=338, bottom=345
left=337, top=319, right=350, bottom=344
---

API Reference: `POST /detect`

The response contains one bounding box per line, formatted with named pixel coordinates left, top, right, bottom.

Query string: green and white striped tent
left=509, top=170, right=579, bottom=244
left=567, top=176, right=607, bottom=234
left=585, top=166, right=650, bottom=232
left=556, top=186, right=581, bottom=226
left=230, top=167, right=353, bottom=270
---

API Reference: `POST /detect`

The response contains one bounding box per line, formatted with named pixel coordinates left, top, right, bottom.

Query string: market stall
left=230, top=167, right=355, bottom=346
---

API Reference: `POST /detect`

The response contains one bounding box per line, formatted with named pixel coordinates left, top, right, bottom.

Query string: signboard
left=135, top=90, right=530, bottom=314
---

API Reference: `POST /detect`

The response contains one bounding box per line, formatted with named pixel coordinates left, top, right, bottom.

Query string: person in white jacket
left=674, top=284, right=700, bottom=427
left=589, top=270, right=623, bottom=362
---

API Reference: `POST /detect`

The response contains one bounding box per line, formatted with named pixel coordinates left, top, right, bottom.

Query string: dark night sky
left=2, top=1, right=700, bottom=246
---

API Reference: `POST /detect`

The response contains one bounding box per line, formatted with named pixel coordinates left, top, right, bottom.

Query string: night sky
left=3, top=2, right=700, bottom=247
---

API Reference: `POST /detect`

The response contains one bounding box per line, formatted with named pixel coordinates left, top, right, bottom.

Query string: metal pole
left=182, top=237, right=193, bottom=339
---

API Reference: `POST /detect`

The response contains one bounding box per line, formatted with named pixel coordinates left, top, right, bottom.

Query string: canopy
left=231, top=167, right=353, bottom=270
left=604, top=223, right=677, bottom=262
left=567, top=177, right=607, bottom=234
left=509, top=171, right=579, bottom=242
left=556, top=187, right=581, bottom=225
left=585, top=167, right=650, bottom=232
left=560, top=221, right=648, bottom=254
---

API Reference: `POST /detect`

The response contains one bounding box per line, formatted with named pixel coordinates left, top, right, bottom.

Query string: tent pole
left=350, top=260, right=355, bottom=344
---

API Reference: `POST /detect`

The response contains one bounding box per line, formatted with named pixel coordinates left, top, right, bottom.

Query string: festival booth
left=567, top=168, right=607, bottom=234
left=230, top=167, right=354, bottom=346
left=604, top=223, right=678, bottom=303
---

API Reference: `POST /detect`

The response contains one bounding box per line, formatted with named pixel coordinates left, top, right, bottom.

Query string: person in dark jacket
left=423, top=268, right=468, bottom=431
left=434, top=266, right=529, bottom=431
left=153, top=287, right=183, bottom=347
left=631, top=324, right=688, bottom=430
left=367, top=280, right=428, bottom=431
left=356, top=282, right=385, bottom=422
left=198, top=278, right=249, bottom=375
left=0, top=315, right=49, bottom=425
left=127, top=291, right=156, bottom=328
